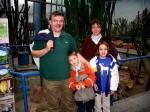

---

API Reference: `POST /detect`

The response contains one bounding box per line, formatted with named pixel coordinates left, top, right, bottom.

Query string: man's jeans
left=43, top=78, right=77, bottom=112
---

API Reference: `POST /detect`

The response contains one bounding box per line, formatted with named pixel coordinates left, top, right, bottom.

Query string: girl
left=80, top=19, right=118, bottom=60
left=90, top=41, right=119, bottom=112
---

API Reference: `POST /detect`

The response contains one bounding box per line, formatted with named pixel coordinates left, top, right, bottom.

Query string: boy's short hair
left=68, top=51, right=77, bottom=57
left=49, top=10, right=64, bottom=20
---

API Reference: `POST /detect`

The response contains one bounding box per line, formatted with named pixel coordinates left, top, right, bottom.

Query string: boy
left=68, top=51, right=96, bottom=112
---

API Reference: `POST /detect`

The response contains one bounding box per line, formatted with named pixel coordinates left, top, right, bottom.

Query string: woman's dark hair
left=95, top=41, right=109, bottom=56
left=49, top=10, right=64, bottom=20
left=90, top=19, right=102, bottom=28
left=87, top=19, right=103, bottom=34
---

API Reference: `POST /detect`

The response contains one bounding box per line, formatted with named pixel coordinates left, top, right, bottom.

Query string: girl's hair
left=68, top=51, right=77, bottom=57
left=95, top=41, right=109, bottom=56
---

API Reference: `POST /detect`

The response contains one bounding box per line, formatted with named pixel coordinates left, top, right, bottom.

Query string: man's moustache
left=55, top=24, right=61, bottom=27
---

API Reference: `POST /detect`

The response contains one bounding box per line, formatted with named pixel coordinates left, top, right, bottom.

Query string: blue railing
left=118, top=55, right=150, bottom=62
left=10, top=71, right=40, bottom=112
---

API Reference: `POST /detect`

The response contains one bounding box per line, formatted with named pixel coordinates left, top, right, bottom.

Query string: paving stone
left=111, top=91, right=150, bottom=112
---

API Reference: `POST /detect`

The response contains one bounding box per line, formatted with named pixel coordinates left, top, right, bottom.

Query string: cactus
left=113, top=17, right=128, bottom=36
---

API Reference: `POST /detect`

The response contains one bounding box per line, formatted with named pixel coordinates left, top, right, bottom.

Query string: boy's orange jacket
left=69, top=63, right=96, bottom=91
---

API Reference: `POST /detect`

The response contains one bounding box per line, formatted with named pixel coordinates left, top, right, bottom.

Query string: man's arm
left=31, top=48, right=49, bottom=58
left=31, top=40, right=53, bottom=58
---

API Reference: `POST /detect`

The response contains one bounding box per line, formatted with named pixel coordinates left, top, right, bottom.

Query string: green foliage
left=90, top=0, right=116, bottom=36
left=113, top=17, right=128, bottom=36
left=64, top=0, right=89, bottom=41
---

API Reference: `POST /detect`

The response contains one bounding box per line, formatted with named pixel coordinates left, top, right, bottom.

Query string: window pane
left=52, top=0, right=56, bottom=4
left=28, top=1, right=33, bottom=23
left=46, top=4, right=51, bottom=19
left=52, top=5, right=56, bottom=12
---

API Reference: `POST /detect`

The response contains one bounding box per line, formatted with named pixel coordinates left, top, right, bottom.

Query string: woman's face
left=91, top=23, right=101, bottom=36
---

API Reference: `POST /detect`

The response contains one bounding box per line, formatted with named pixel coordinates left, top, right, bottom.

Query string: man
left=31, top=11, right=88, bottom=112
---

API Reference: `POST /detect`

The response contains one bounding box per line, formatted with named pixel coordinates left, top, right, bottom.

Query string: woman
left=80, top=19, right=117, bottom=60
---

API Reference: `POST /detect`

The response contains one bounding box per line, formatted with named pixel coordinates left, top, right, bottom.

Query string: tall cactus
left=113, top=17, right=128, bottom=35
left=64, top=0, right=90, bottom=47
left=90, top=0, right=117, bottom=36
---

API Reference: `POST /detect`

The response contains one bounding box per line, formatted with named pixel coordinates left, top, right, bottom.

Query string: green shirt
left=32, top=31, right=79, bottom=81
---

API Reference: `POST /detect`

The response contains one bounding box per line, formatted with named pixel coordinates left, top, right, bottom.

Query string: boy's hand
left=81, top=84, right=85, bottom=89
left=94, top=84, right=99, bottom=91
left=79, top=81, right=85, bottom=89
left=76, top=84, right=81, bottom=90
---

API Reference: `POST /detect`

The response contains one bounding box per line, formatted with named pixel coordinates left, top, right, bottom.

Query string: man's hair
left=49, top=10, right=64, bottom=20
left=68, top=51, right=77, bottom=57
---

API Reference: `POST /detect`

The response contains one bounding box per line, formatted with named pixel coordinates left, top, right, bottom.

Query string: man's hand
left=45, top=40, right=53, bottom=51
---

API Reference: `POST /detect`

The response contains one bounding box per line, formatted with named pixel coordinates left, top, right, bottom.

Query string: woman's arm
left=77, top=53, right=90, bottom=66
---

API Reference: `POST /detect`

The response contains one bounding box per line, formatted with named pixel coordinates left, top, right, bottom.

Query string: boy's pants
left=94, top=93, right=110, bottom=112
left=43, top=78, right=77, bottom=112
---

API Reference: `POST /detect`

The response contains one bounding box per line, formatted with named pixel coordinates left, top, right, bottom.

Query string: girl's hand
left=76, top=84, right=81, bottom=90
left=110, top=90, right=115, bottom=95
left=94, top=84, right=99, bottom=91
